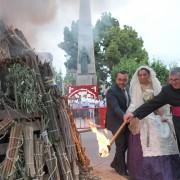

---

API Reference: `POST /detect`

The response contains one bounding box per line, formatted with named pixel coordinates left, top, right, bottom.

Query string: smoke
left=0, top=0, right=58, bottom=24
left=56, top=0, right=110, bottom=13
left=0, top=0, right=117, bottom=53
left=0, top=0, right=59, bottom=44
left=0, top=0, right=112, bottom=41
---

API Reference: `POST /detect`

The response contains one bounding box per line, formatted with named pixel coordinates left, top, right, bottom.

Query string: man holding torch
left=105, top=71, right=130, bottom=176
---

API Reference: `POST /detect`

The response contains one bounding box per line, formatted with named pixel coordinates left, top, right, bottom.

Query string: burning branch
left=89, top=121, right=127, bottom=157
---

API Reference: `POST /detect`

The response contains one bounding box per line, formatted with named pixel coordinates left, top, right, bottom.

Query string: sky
left=1, top=0, right=180, bottom=75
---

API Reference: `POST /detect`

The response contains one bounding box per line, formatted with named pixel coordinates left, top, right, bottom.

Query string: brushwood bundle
left=0, top=20, right=96, bottom=180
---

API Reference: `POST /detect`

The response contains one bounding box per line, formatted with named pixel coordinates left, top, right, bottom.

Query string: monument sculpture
left=76, top=0, right=97, bottom=85
left=79, top=47, right=90, bottom=75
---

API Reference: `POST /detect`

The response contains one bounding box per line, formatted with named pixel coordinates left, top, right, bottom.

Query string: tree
left=94, top=12, right=119, bottom=43
left=54, top=70, right=63, bottom=91
left=150, top=59, right=169, bottom=85
left=94, top=13, right=148, bottom=84
left=94, top=13, right=120, bottom=85
left=59, top=13, right=148, bottom=86
left=63, top=74, right=76, bottom=95
left=112, top=58, right=169, bottom=85
left=58, top=20, right=78, bottom=70
left=111, top=57, right=147, bottom=82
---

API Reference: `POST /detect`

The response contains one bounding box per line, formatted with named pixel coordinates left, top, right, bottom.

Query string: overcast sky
left=31, top=0, right=180, bottom=75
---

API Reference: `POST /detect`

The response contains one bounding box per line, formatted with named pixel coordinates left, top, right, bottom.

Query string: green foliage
left=63, top=74, right=76, bottom=94
left=94, top=13, right=121, bottom=85
left=58, top=20, right=78, bottom=70
left=112, top=58, right=169, bottom=85
left=64, top=74, right=76, bottom=85
left=7, top=63, right=42, bottom=114
left=150, top=59, right=169, bottom=85
left=54, top=70, right=63, bottom=91
left=59, top=12, right=148, bottom=85
left=101, top=25, right=148, bottom=72
left=111, top=57, right=148, bottom=82
left=94, top=12, right=119, bottom=43
left=95, top=14, right=148, bottom=84
left=105, top=40, right=121, bottom=69
left=59, top=13, right=170, bottom=87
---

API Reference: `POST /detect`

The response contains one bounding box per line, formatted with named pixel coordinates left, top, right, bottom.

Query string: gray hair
left=170, top=67, right=180, bottom=76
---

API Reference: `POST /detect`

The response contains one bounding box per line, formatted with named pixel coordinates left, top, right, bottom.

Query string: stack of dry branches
left=0, top=20, right=93, bottom=180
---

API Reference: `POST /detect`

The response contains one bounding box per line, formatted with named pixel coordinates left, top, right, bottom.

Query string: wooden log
left=72, top=160, right=80, bottom=180
left=0, top=108, right=40, bottom=123
left=0, top=38, right=11, bottom=59
left=0, top=117, right=14, bottom=135
left=52, top=95, right=89, bottom=173
left=43, top=93, right=75, bottom=180
left=56, top=100, right=80, bottom=180
left=43, top=93, right=61, bottom=142
left=49, top=88, right=79, bottom=179
left=41, top=130, right=61, bottom=180
left=65, top=100, right=90, bottom=168
left=34, top=137, right=45, bottom=180
left=57, top=100, right=77, bottom=163
left=44, top=144, right=61, bottom=180
left=54, top=142, right=73, bottom=180
left=1, top=123, right=23, bottom=179
left=23, top=122, right=36, bottom=178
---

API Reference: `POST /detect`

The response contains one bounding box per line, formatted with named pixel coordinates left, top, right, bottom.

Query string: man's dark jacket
left=133, top=85, right=180, bottom=119
left=106, top=84, right=130, bottom=132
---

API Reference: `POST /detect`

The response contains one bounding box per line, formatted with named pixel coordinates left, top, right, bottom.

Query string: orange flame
left=88, top=120, right=110, bottom=157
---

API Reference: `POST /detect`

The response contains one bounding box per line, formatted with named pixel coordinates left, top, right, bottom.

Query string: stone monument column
left=76, top=0, right=97, bottom=85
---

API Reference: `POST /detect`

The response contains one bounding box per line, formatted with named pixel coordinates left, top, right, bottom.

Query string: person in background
left=105, top=71, right=130, bottom=176
left=88, top=96, right=95, bottom=121
left=99, top=95, right=106, bottom=107
left=81, top=95, right=89, bottom=120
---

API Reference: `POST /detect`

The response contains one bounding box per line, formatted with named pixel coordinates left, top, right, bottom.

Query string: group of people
left=105, top=66, right=180, bottom=180
left=69, top=95, right=106, bottom=110
left=69, top=95, right=106, bottom=121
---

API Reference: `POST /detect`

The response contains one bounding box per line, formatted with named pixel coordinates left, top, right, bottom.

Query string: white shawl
left=128, top=66, right=179, bottom=157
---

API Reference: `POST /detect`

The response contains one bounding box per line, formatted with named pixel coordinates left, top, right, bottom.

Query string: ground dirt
left=81, top=131, right=128, bottom=180
left=93, top=166, right=128, bottom=180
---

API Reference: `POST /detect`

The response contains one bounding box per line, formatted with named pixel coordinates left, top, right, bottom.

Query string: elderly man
left=106, top=71, right=130, bottom=176
left=124, top=67, right=180, bottom=150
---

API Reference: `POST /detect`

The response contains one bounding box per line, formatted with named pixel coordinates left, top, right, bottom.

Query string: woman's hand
left=128, top=117, right=140, bottom=135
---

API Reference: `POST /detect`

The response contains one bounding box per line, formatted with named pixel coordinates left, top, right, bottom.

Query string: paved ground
left=80, top=131, right=128, bottom=180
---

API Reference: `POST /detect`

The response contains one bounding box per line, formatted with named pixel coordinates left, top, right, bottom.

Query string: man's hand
left=124, top=112, right=134, bottom=123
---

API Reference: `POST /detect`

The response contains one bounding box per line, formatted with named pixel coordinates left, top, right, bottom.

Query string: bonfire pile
left=0, top=20, right=95, bottom=180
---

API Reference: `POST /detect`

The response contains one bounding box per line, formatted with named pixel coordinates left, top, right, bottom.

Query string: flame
left=88, top=120, right=110, bottom=158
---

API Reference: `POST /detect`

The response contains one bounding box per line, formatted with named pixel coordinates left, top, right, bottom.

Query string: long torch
left=108, top=121, right=127, bottom=150
left=99, top=121, right=127, bottom=157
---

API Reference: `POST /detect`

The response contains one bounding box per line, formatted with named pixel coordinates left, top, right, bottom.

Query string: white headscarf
left=128, top=66, right=179, bottom=157
left=128, top=65, right=161, bottom=112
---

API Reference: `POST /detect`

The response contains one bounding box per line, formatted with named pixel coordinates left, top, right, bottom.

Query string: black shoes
left=110, top=162, right=128, bottom=176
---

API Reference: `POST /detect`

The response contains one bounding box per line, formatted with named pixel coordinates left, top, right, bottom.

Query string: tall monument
left=76, top=0, right=97, bottom=85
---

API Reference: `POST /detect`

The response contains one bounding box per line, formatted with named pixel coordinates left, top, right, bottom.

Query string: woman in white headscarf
left=127, top=66, right=180, bottom=180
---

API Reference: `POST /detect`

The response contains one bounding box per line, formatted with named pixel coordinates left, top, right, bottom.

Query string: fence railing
left=70, top=107, right=107, bottom=132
